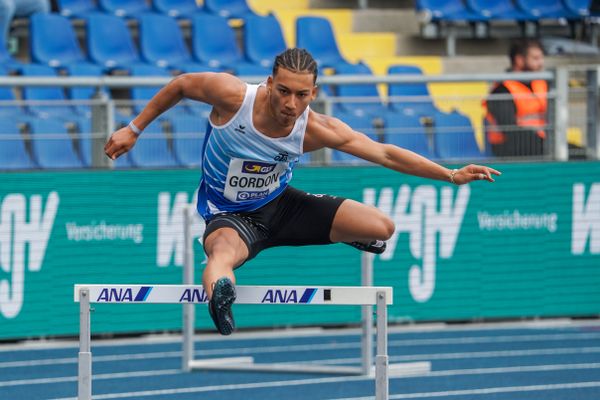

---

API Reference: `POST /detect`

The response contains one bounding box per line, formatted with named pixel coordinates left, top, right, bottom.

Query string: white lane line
left=3, top=331, right=600, bottom=368
left=330, top=381, right=600, bottom=400
left=49, top=376, right=600, bottom=400
left=4, top=346, right=600, bottom=369
left=4, top=362, right=600, bottom=388
left=50, top=375, right=373, bottom=400
left=288, top=346, right=600, bottom=366
left=3, top=328, right=600, bottom=354
left=0, top=369, right=180, bottom=387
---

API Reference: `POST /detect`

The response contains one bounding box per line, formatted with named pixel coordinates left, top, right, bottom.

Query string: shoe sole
left=212, top=279, right=236, bottom=335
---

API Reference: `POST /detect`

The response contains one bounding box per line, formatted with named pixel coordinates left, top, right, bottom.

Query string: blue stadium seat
left=203, top=0, right=256, bottom=19
left=562, top=0, right=592, bottom=17
left=0, top=120, right=36, bottom=170
left=21, top=64, right=76, bottom=119
left=415, top=0, right=488, bottom=21
left=140, top=13, right=214, bottom=71
left=66, top=63, right=106, bottom=117
left=56, top=0, right=99, bottom=18
left=192, top=14, right=255, bottom=72
left=464, top=0, right=537, bottom=21
left=387, top=65, right=439, bottom=118
left=513, top=0, right=579, bottom=18
left=154, top=0, right=203, bottom=17
left=330, top=111, right=378, bottom=163
left=296, top=16, right=350, bottom=69
left=29, top=119, right=85, bottom=168
left=171, top=115, right=207, bottom=167
left=384, top=112, right=434, bottom=158
left=334, top=62, right=387, bottom=118
left=127, top=121, right=179, bottom=167
left=244, top=14, right=287, bottom=68
left=30, top=13, right=87, bottom=68
left=433, top=111, right=483, bottom=159
left=98, top=0, right=151, bottom=18
left=87, top=14, right=143, bottom=70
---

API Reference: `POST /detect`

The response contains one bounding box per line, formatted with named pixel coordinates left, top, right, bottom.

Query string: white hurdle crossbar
left=75, top=284, right=397, bottom=400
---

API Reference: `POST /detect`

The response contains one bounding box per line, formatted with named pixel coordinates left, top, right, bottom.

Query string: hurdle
left=180, top=206, right=430, bottom=377
left=75, top=284, right=395, bottom=400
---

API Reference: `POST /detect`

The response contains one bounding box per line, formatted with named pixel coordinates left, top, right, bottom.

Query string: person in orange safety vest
left=483, top=40, right=546, bottom=157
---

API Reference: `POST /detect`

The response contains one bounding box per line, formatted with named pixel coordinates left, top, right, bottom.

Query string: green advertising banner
left=1, top=163, right=599, bottom=340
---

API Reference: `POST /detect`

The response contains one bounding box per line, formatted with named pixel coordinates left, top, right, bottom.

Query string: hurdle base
left=188, top=358, right=431, bottom=377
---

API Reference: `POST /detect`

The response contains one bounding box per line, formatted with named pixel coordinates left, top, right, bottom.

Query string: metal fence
left=0, top=67, right=597, bottom=171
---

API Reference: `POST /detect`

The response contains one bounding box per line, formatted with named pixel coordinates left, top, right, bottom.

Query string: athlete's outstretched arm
left=104, top=73, right=245, bottom=160
left=305, top=111, right=500, bottom=185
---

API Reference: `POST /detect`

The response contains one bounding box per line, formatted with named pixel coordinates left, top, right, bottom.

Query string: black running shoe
left=345, top=240, right=387, bottom=254
left=208, top=277, right=236, bottom=335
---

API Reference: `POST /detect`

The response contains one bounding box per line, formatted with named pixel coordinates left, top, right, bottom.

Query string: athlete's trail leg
left=329, top=199, right=394, bottom=243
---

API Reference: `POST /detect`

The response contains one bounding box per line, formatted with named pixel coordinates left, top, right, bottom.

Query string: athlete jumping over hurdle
left=104, top=48, right=500, bottom=335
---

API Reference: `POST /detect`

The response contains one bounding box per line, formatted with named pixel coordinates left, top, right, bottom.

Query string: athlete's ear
left=267, top=76, right=273, bottom=92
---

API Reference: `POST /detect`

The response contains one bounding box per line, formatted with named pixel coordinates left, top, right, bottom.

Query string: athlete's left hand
left=453, top=164, right=501, bottom=185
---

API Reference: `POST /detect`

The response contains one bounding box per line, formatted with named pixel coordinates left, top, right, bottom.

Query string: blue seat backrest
left=244, top=14, right=287, bottom=68
left=563, top=0, right=592, bottom=16
left=388, top=65, right=439, bottom=117
left=154, top=0, right=201, bottom=18
left=98, top=0, right=151, bottom=17
left=434, top=111, right=483, bottom=159
left=514, top=0, right=577, bottom=18
left=203, top=0, right=254, bottom=19
left=296, top=16, right=346, bottom=68
left=56, top=0, right=99, bottom=17
left=30, top=13, right=86, bottom=67
left=140, top=13, right=192, bottom=68
left=192, top=14, right=242, bottom=68
left=87, top=13, right=140, bottom=69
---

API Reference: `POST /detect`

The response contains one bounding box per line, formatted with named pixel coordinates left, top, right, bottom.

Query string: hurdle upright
left=75, top=284, right=395, bottom=400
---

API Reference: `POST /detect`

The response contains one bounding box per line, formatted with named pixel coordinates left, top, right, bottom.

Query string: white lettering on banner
left=157, top=192, right=205, bottom=267
left=572, top=183, right=600, bottom=255
left=0, top=192, right=59, bottom=319
left=65, top=221, right=144, bottom=243
left=364, top=185, right=469, bottom=303
left=477, top=210, right=557, bottom=232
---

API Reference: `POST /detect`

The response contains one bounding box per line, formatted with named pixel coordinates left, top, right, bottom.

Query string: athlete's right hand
left=104, top=126, right=139, bottom=160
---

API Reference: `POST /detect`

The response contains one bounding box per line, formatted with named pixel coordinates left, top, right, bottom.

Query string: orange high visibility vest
left=484, top=80, right=547, bottom=145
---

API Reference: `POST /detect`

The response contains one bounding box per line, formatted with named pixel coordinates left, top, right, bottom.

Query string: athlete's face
left=267, top=68, right=317, bottom=127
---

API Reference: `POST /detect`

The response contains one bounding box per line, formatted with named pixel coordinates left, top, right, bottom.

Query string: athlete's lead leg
left=202, top=227, right=249, bottom=335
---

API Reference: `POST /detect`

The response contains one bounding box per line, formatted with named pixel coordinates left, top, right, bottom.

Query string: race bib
left=223, top=158, right=287, bottom=202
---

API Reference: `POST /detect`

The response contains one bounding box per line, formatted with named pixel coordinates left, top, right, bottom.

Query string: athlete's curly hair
left=272, top=48, right=318, bottom=84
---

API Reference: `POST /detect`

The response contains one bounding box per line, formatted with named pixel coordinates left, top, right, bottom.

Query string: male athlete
left=105, top=48, right=500, bottom=335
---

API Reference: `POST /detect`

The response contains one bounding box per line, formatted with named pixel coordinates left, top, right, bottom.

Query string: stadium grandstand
left=2, top=1, right=600, bottom=399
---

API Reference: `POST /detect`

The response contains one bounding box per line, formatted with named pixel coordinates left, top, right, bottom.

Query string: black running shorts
left=202, top=186, right=346, bottom=263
